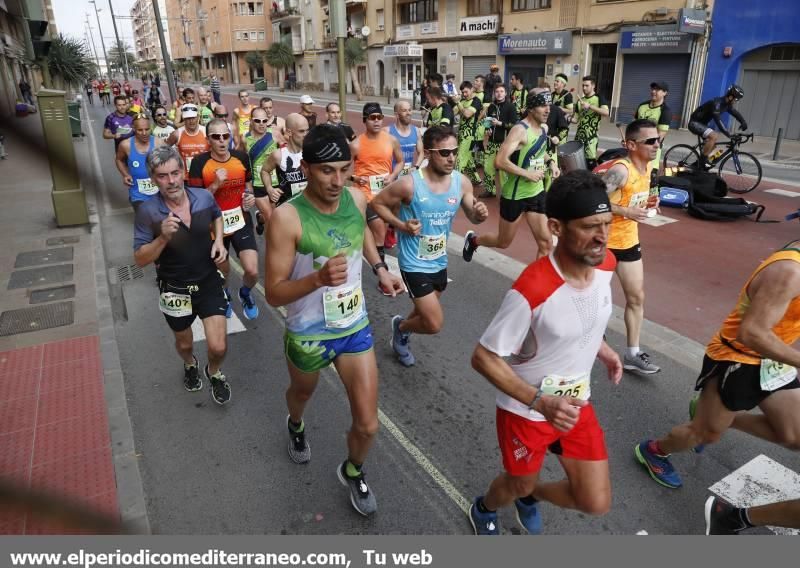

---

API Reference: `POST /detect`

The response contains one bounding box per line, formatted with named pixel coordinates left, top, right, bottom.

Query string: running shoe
left=514, top=498, right=542, bottom=535
left=183, top=355, right=202, bottom=392
left=337, top=461, right=377, bottom=516
left=689, top=395, right=705, bottom=453
left=205, top=365, right=231, bottom=405
left=463, top=230, right=478, bottom=262
left=634, top=440, right=682, bottom=488
left=391, top=315, right=415, bottom=367
left=623, top=352, right=661, bottom=374
left=469, top=497, right=499, bottom=535
left=255, top=212, right=265, bottom=235
left=287, top=415, right=310, bottom=464
left=224, top=288, right=233, bottom=319
left=704, top=496, right=746, bottom=535
left=238, top=287, right=259, bottom=320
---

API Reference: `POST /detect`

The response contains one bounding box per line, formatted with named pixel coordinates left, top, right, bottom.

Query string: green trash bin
left=67, top=101, right=82, bottom=137
left=254, top=78, right=267, bottom=92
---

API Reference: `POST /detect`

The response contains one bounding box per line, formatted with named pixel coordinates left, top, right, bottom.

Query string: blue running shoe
left=224, top=288, right=233, bottom=319
left=689, top=396, right=705, bottom=453
left=239, top=287, right=259, bottom=320
left=634, top=441, right=682, bottom=489
left=391, top=315, right=415, bottom=367
left=468, top=497, right=499, bottom=535
left=514, top=499, right=542, bottom=534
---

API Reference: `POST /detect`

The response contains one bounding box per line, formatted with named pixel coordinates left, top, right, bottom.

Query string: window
left=256, top=2, right=264, bottom=15
left=377, top=8, right=385, bottom=29
left=467, top=0, right=500, bottom=16
left=259, top=31, right=265, bottom=41
left=251, top=30, right=258, bottom=41
left=248, top=2, right=255, bottom=15
left=232, top=3, right=238, bottom=16
left=399, top=0, right=438, bottom=24
left=241, top=31, right=249, bottom=40
left=770, top=45, right=800, bottom=61
left=235, top=31, right=242, bottom=40
left=511, top=0, right=551, bottom=11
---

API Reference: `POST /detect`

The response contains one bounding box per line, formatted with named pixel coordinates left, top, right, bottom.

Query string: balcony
left=345, top=0, right=367, bottom=5
left=271, top=0, right=301, bottom=21
left=291, top=37, right=303, bottom=55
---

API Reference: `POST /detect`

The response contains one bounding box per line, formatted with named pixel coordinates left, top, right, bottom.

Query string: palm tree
left=344, top=37, right=366, bottom=100
left=45, top=34, right=95, bottom=91
left=107, top=40, right=135, bottom=77
left=264, top=41, right=294, bottom=91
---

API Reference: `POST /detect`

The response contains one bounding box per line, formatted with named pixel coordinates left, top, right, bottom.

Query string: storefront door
left=399, top=59, right=423, bottom=100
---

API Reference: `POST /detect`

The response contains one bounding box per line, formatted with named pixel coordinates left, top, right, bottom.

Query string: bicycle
left=662, top=132, right=762, bottom=194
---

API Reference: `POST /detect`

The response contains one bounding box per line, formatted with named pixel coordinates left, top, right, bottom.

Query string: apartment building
left=131, top=0, right=171, bottom=66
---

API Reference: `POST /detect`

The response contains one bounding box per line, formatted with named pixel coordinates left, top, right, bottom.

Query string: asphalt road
left=83, top=100, right=800, bottom=535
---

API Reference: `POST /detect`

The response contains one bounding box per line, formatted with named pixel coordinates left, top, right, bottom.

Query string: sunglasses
left=155, top=113, right=167, bottom=117
left=251, top=118, right=268, bottom=124
left=631, top=137, right=660, bottom=146
left=209, top=133, right=231, bottom=141
left=182, top=106, right=198, bottom=112
left=426, top=147, right=458, bottom=157
left=214, top=113, right=228, bottom=118
left=367, top=113, right=384, bottom=121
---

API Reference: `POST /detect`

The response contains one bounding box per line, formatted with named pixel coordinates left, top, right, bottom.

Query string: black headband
left=547, top=186, right=611, bottom=221
left=303, top=126, right=352, bottom=164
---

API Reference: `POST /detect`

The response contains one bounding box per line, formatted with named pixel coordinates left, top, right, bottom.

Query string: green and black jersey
left=426, top=103, right=455, bottom=128
left=635, top=100, right=672, bottom=133
left=456, top=96, right=483, bottom=141
left=574, top=93, right=609, bottom=145
left=552, top=89, right=574, bottom=111
left=511, top=87, right=528, bottom=117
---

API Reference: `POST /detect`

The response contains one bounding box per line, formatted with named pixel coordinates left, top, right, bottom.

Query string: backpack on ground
left=675, top=170, right=728, bottom=197
left=687, top=191, right=767, bottom=222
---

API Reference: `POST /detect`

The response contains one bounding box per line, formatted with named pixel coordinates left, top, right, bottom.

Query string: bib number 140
left=323, top=284, right=364, bottom=329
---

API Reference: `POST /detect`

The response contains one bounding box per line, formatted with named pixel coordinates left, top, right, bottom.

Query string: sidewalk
left=0, top=112, right=142, bottom=534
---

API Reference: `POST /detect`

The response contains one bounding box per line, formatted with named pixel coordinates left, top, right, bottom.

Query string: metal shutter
left=618, top=54, right=690, bottom=128
left=462, top=56, right=497, bottom=83
left=738, top=69, right=800, bottom=139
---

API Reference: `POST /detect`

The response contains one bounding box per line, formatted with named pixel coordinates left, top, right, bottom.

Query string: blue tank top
left=389, top=124, right=418, bottom=169
left=398, top=169, right=462, bottom=274
left=128, top=137, right=157, bottom=203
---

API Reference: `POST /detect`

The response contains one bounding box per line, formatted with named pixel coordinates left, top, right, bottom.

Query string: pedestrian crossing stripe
left=765, top=188, right=800, bottom=198
left=191, top=311, right=246, bottom=343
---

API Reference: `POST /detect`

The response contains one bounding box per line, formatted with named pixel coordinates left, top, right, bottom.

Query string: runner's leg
left=476, top=215, right=523, bottom=249
left=238, top=249, right=259, bottom=289
left=200, top=315, right=227, bottom=375
left=532, top=457, right=611, bottom=515
left=732, top=388, right=800, bottom=449
left=615, top=259, right=645, bottom=348
left=333, top=350, right=380, bottom=466
left=173, top=327, right=195, bottom=365
left=524, top=211, right=552, bottom=259
left=483, top=472, right=539, bottom=511
left=399, top=292, right=444, bottom=335
left=285, top=361, right=322, bottom=425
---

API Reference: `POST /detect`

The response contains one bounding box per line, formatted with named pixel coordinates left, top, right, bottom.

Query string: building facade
left=131, top=0, right=171, bottom=66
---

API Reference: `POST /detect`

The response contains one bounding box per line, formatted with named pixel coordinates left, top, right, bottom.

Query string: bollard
left=773, top=127, right=783, bottom=161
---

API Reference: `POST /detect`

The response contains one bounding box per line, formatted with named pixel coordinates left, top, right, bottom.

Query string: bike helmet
left=726, top=84, right=744, bottom=100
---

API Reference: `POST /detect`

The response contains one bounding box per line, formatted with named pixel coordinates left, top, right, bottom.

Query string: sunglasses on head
left=367, top=113, right=383, bottom=121
left=251, top=118, right=268, bottom=124
left=214, top=113, right=228, bottom=118
left=209, top=133, right=231, bottom=141
left=426, top=147, right=458, bottom=157
left=631, top=137, right=660, bottom=146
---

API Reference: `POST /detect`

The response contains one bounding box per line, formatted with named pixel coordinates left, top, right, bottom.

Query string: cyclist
left=688, top=85, right=748, bottom=167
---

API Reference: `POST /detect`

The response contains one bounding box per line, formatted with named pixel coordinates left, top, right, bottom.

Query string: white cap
left=181, top=104, right=199, bottom=118
left=299, top=95, right=314, bottom=104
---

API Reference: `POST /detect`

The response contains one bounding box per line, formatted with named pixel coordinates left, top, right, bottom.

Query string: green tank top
left=244, top=131, right=278, bottom=188
left=502, top=122, right=548, bottom=200
left=199, top=105, right=213, bottom=126
left=285, top=188, right=368, bottom=340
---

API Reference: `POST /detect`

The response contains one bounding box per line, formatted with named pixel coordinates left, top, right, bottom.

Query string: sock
left=240, top=285, right=251, bottom=297
left=288, top=418, right=304, bottom=433
left=470, top=234, right=479, bottom=248
left=627, top=346, right=640, bottom=357
left=739, top=507, right=755, bottom=529
left=184, top=356, right=197, bottom=369
left=519, top=495, right=538, bottom=506
left=647, top=440, right=668, bottom=457
left=377, top=246, right=385, bottom=263
left=345, top=460, right=362, bottom=478
left=476, top=497, right=495, bottom=514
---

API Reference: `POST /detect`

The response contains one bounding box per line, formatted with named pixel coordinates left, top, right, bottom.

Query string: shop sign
left=678, top=8, right=706, bottom=35
left=383, top=44, right=423, bottom=58
left=459, top=15, right=498, bottom=36
left=619, top=24, right=693, bottom=53
left=498, top=31, right=572, bottom=55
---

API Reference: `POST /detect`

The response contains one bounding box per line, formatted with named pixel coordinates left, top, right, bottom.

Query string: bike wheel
left=718, top=151, right=762, bottom=194
left=662, top=144, right=701, bottom=173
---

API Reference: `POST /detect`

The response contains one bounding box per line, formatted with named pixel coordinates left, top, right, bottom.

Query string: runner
left=233, top=89, right=256, bottom=147
left=468, top=170, right=622, bottom=535
left=325, top=102, right=357, bottom=142
left=188, top=119, right=260, bottom=321
left=510, top=73, right=528, bottom=118
left=212, top=105, right=237, bottom=150
left=424, top=87, right=454, bottom=128
left=634, top=81, right=672, bottom=170
left=371, top=126, right=489, bottom=367
left=705, top=496, right=800, bottom=534
left=103, top=95, right=135, bottom=149
left=385, top=99, right=423, bottom=177
left=299, top=94, right=318, bottom=128
left=350, top=103, right=404, bottom=265
left=240, top=106, right=278, bottom=234
left=634, top=233, right=800, bottom=489
left=147, top=82, right=165, bottom=119
left=481, top=83, right=519, bottom=198
left=196, top=87, right=215, bottom=126
left=572, top=76, right=609, bottom=169
left=453, top=82, right=483, bottom=189
left=463, top=91, right=560, bottom=262
left=151, top=106, right=175, bottom=143
left=262, top=113, right=310, bottom=210
left=102, top=80, right=112, bottom=105
left=115, top=114, right=162, bottom=212
left=111, top=80, right=122, bottom=98
left=551, top=74, right=574, bottom=146
left=165, top=104, right=209, bottom=183
left=85, top=80, right=94, bottom=105
left=601, top=119, right=661, bottom=374
left=260, top=97, right=285, bottom=142
left=173, top=87, right=198, bottom=127
left=123, top=80, right=132, bottom=97
left=129, top=91, right=145, bottom=115
left=133, top=145, right=231, bottom=405
left=263, top=124, right=403, bottom=516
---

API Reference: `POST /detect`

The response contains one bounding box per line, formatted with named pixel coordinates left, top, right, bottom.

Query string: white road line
left=81, top=100, right=114, bottom=217
left=190, top=311, right=247, bottom=343
left=765, top=188, right=800, bottom=197
left=709, top=454, right=800, bottom=536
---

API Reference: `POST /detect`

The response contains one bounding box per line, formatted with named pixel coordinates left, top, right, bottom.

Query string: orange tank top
left=607, top=158, right=652, bottom=251
left=354, top=131, right=394, bottom=202
left=706, top=245, right=800, bottom=364
left=177, top=126, right=210, bottom=178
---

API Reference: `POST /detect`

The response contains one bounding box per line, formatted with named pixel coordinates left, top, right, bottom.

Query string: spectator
left=210, top=74, right=221, bottom=104
left=485, top=64, right=502, bottom=95
left=18, top=77, right=34, bottom=106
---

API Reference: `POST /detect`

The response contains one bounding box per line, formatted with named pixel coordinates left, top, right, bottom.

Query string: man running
left=325, top=102, right=357, bottom=142
left=601, top=119, right=661, bottom=375
left=299, top=94, right=318, bottom=129
left=510, top=73, right=528, bottom=118
left=172, top=87, right=198, bottom=127
left=350, top=103, right=404, bottom=264
left=260, top=97, right=285, bottom=141
left=262, top=113, right=310, bottom=210
left=103, top=95, right=135, bottom=149
left=635, top=232, right=800, bottom=489
left=263, top=125, right=403, bottom=516
left=424, top=87, right=454, bottom=128
left=463, top=92, right=559, bottom=262
left=133, top=145, right=231, bottom=405
left=454, top=82, right=483, bottom=189
left=212, top=105, right=237, bottom=150
left=233, top=89, right=256, bottom=147
left=688, top=84, right=747, bottom=166
left=188, top=119, right=260, bottom=321
left=241, top=106, right=279, bottom=234
left=151, top=106, right=175, bottom=143
left=468, top=170, right=622, bottom=535
left=165, top=104, right=209, bottom=183
left=196, top=87, right=215, bottom=126
left=635, top=81, right=672, bottom=170
left=573, top=76, right=609, bottom=169
left=115, top=114, right=162, bottom=211
left=481, top=83, right=519, bottom=198
left=371, top=126, right=489, bottom=367
left=385, top=99, right=423, bottom=177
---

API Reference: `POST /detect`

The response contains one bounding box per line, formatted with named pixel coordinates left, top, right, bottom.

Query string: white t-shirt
left=479, top=251, right=616, bottom=421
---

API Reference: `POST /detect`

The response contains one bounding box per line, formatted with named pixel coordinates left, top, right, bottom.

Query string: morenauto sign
left=459, top=15, right=498, bottom=36
left=497, top=31, right=572, bottom=55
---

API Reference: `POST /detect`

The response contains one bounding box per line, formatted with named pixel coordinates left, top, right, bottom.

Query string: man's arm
left=711, top=100, right=732, bottom=137
left=459, top=174, right=489, bottom=224
left=165, top=129, right=179, bottom=147
left=134, top=234, right=169, bottom=267
left=388, top=138, right=405, bottom=182
left=263, top=205, right=319, bottom=307
left=495, top=124, right=536, bottom=180
left=115, top=140, right=132, bottom=183
left=370, top=176, right=415, bottom=231
left=729, top=107, right=748, bottom=131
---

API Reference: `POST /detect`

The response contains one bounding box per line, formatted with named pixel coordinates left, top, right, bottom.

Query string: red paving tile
left=42, top=336, right=100, bottom=367
left=0, top=428, right=34, bottom=476
left=36, top=381, right=105, bottom=427
left=0, top=397, right=37, bottom=435
left=0, top=513, right=26, bottom=535
left=0, top=369, right=40, bottom=402
left=29, top=447, right=116, bottom=501
left=32, top=412, right=111, bottom=466
left=39, top=357, right=103, bottom=394
left=0, top=344, right=42, bottom=375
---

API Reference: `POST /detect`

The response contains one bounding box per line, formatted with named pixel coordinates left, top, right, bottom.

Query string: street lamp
left=107, top=0, right=129, bottom=81
left=89, top=0, right=110, bottom=78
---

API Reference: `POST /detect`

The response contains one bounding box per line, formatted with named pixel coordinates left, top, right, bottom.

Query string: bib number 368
left=417, top=234, right=447, bottom=260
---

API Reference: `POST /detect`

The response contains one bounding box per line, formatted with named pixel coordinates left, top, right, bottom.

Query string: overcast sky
left=52, top=0, right=136, bottom=54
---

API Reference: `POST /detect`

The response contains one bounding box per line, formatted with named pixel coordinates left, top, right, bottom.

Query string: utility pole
left=107, top=0, right=129, bottom=80
left=152, top=0, right=177, bottom=102
left=331, top=0, right=347, bottom=114
left=89, top=1, right=110, bottom=78
left=85, top=15, right=101, bottom=74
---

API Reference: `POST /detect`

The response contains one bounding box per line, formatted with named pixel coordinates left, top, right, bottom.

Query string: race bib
left=323, top=283, right=364, bottom=329
left=401, top=163, right=413, bottom=177
left=759, top=359, right=797, bottom=392
left=539, top=373, right=591, bottom=401
left=369, top=175, right=386, bottom=194
left=290, top=181, right=307, bottom=196
left=158, top=292, right=192, bottom=318
left=417, top=233, right=447, bottom=260
left=529, top=157, right=545, bottom=172
left=117, top=125, right=132, bottom=136
left=629, top=191, right=649, bottom=209
left=222, top=206, right=246, bottom=236
left=137, top=178, right=158, bottom=196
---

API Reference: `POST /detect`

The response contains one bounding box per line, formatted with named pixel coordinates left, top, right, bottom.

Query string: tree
left=344, top=37, right=366, bottom=100
left=172, top=59, right=197, bottom=82
left=264, top=41, right=294, bottom=90
left=45, top=34, right=95, bottom=90
left=107, top=40, right=135, bottom=77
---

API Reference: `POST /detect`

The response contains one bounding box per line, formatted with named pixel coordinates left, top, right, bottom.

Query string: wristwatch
left=528, top=389, right=544, bottom=411
left=372, top=262, right=388, bottom=275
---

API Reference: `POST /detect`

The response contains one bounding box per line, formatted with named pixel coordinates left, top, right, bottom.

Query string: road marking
left=709, top=454, right=800, bottom=535
left=765, top=188, right=800, bottom=197
left=640, top=214, right=679, bottom=227
left=81, top=100, right=114, bottom=216
left=190, top=311, right=246, bottom=342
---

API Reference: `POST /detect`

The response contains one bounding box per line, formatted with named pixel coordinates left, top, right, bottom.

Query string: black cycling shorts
left=159, top=271, right=228, bottom=332
left=499, top=193, right=546, bottom=223
left=695, top=355, right=800, bottom=412
left=610, top=244, right=642, bottom=263
left=222, top=216, right=258, bottom=256
left=366, top=204, right=380, bottom=223
left=252, top=184, right=268, bottom=199
left=401, top=269, right=448, bottom=299
left=688, top=121, right=712, bottom=138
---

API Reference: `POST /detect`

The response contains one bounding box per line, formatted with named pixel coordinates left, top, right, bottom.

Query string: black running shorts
left=610, top=243, right=642, bottom=263
left=499, top=193, right=546, bottom=223
left=222, top=216, right=258, bottom=256
left=159, top=271, right=228, bottom=332
left=401, top=269, right=448, bottom=299
left=252, top=184, right=268, bottom=199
